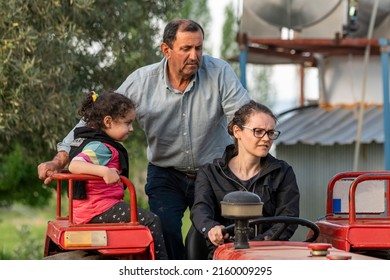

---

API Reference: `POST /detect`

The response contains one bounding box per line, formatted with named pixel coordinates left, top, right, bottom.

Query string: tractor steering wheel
left=222, top=216, right=319, bottom=243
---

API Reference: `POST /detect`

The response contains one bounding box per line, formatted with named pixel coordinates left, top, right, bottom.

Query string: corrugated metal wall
left=276, top=143, right=384, bottom=241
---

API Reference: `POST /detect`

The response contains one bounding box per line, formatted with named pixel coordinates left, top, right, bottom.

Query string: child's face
left=104, top=109, right=136, bottom=141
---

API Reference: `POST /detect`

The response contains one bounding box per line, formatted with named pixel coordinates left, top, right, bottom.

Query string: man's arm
left=219, top=61, right=251, bottom=121
left=37, top=151, right=69, bottom=184
left=37, top=119, right=86, bottom=184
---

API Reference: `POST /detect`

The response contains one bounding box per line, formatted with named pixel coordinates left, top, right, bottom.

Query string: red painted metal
left=213, top=241, right=377, bottom=260
left=316, top=171, right=390, bottom=252
left=247, top=38, right=382, bottom=57
left=326, top=254, right=352, bottom=260
left=307, top=243, right=332, bottom=256
left=307, top=243, right=332, bottom=251
left=325, top=171, right=390, bottom=216
left=44, top=173, right=155, bottom=259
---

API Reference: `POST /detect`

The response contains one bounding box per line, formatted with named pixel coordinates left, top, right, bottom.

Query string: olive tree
left=0, top=0, right=189, bottom=206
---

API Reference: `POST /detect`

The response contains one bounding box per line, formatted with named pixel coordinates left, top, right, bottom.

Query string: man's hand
left=37, top=151, right=69, bottom=184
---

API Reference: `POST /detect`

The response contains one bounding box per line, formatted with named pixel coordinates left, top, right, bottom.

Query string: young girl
left=68, top=90, right=168, bottom=260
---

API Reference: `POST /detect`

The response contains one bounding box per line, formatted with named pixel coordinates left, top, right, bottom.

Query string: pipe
left=380, top=38, right=390, bottom=170
left=238, top=32, right=248, bottom=89
left=353, top=0, right=379, bottom=171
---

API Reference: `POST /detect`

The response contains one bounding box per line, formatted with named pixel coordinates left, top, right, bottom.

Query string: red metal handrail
left=51, top=173, right=139, bottom=225
left=325, top=171, right=390, bottom=223
left=348, top=173, right=390, bottom=223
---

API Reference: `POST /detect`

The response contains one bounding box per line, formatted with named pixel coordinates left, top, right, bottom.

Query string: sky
left=207, top=0, right=238, bottom=57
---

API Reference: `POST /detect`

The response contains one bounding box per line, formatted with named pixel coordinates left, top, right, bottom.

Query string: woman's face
left=234, top=112, right=277, bottom=158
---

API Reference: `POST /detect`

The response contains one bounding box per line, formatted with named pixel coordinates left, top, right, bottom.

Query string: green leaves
left=0, top=0, right=186, bottom=206
left=0, top=0, right=211, bottom=207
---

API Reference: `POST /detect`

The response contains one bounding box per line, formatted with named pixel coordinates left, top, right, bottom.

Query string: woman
left=190, top=100, right=299, bottom=259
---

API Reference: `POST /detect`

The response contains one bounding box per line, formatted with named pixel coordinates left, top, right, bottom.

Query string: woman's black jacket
left=190, top=144, right=300, bottom=242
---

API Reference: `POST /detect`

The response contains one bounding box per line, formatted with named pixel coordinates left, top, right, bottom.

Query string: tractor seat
left=185, top=225, right=210, bottom=260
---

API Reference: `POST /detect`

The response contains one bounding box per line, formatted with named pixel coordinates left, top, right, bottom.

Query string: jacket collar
left=216, top=144, right=281, bottom=176
left=70, top=127, right=129, bottom=178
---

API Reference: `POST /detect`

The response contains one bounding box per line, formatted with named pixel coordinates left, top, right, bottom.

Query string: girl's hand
left=102, top=167, right=120, bottom=184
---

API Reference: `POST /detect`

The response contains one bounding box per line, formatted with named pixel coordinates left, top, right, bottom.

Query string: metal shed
left=275, top=105, right=385, bottom=239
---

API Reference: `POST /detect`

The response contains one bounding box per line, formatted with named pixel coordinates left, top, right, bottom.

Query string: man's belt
left=174, top=169, right=197, bottom=180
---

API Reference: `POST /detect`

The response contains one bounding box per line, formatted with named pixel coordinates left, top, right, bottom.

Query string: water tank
left=245, top=0, right=343, bottom=30
left=240, top=0, right=390, bottom=39
left=348, top=0, right=390, bottom=38
left=240, top=0, right=345, bottom=38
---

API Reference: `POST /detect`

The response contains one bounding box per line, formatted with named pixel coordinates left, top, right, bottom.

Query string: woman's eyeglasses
left=241, top=126, right=281, bottom=140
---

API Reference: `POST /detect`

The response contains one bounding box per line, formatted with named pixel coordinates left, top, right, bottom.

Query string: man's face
left=162, top=29, right=203, bottom=79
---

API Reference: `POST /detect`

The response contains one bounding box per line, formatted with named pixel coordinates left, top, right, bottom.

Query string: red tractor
left=44, top=172, right=155, bottom=260
left=314, top=171, right=390, bottom=259
left=185, top=189, right=380, bottom=260
left=44, top=171, right=384, bottom=260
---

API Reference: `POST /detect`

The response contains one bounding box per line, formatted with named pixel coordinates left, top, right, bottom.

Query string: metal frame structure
left=237, top=36, right=390, bottom=169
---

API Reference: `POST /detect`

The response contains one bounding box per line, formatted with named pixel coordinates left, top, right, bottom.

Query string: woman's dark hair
left=228, top=101, right=278, bottom=149
left=78, top=90, right=135, bottom=129
left=163, top=19, right=204, bottom=48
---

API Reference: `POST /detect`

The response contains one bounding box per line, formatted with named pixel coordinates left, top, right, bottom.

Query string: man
left=38, top=19, right=251, bottom=259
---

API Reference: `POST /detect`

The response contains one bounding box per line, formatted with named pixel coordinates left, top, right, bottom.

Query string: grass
left=0, top=197, right=192, bottom=259
left=182, top=208, right=191, bottom=237
left=0, top=203, right=54, bottom=259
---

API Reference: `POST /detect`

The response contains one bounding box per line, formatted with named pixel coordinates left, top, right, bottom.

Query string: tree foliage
left=175, top=0, right=211, bottom=53
left=1, top=0, right=182, bottom=157
left=0, top=0, right=207, bottom=206
left=221, top=3, right=239, bottom=60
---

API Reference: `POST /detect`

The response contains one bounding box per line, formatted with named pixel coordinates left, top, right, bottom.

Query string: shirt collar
left=163, top=57, right=197, bottom=94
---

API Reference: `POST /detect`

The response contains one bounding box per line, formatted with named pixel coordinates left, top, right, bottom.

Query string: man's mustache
left=185, top=60, right=199, bottom=66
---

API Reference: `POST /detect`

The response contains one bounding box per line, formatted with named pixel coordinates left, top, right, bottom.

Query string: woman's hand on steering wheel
left=208, top=225, right=229, bottom=246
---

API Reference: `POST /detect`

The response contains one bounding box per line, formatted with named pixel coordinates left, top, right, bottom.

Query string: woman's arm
left=190, top=166, right=224, bottom=241
left=262, top=165, right=300, bottom=240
